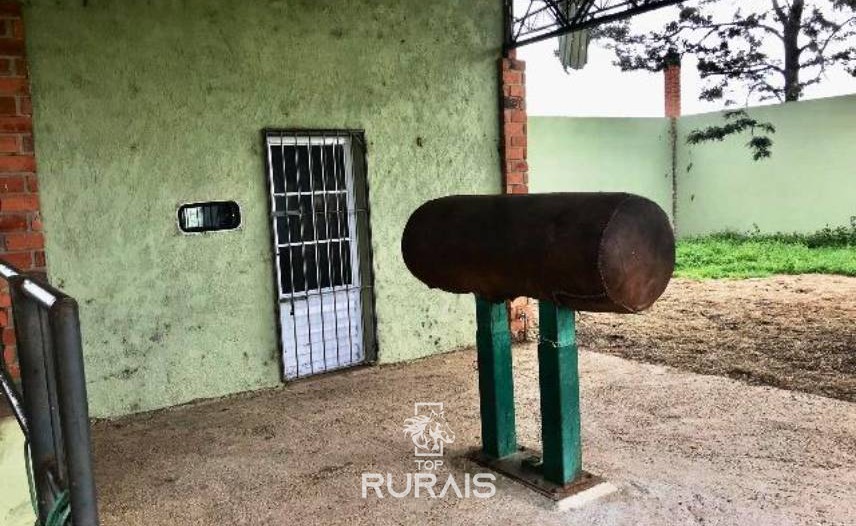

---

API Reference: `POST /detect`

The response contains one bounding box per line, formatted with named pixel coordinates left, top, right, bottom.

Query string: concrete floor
left=90, top=345, right=856, bottom=525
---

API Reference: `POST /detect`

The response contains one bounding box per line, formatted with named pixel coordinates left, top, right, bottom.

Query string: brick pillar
left=664, top=51, right=680, bottom=231
left=0, top=1, right=43, bottom=380
left=499, top=49, right=533, bottom=341
left=664, top=52, right=681, bottom=118
left=500, top=50, right=528, bottom=194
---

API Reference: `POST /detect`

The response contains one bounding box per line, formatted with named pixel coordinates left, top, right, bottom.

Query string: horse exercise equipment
left=401, top=193, right=674, bottom=498
left=402, top=192, right=674, bottom=313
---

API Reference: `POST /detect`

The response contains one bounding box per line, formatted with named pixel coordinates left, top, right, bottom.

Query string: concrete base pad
left=553, top=480, right=619, bottom=511
left=468, top=446, right=618, bottom=509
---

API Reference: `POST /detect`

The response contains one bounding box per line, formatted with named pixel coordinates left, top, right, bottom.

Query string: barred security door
left=265, top=131, right=374, bottom=379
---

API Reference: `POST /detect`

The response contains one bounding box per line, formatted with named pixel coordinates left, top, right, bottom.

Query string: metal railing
left=0, top=259, right=98, bottom=525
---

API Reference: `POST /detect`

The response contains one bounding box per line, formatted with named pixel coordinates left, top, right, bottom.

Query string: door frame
left=261, top=128, right=379, bottom=381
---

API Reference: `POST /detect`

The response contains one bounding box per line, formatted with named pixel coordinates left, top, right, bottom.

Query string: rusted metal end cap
left=401, top=192, right=674, bottom=313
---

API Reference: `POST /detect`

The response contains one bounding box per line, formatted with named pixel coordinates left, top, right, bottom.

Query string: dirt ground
left=578, top=275, right=856, bottom=402
left=92, top=343, right=856, bottom=524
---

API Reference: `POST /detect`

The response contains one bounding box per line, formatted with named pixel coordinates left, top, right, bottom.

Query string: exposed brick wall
left=664, top=54, right=681, bottom=229
left=664, top=58, right=681, bottom=118
left=500, top=50, right=528, bottom=195
left=499, top=49, right=534, bottom=340
left=0, top=1, right=43, bottom=380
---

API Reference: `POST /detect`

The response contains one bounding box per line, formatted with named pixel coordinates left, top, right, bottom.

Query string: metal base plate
left=468, top=446, right=610, bottom=503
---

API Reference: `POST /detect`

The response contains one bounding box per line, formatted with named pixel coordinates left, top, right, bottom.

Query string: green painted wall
left=0, top=418, right=33, bottom=526
left=25, top=0, right=503, bottom=417
left=676, top=95, right=856, bottom=236
left=528, top=117, right=673, bottom=220
left=529, top=95, right=856, bottom=237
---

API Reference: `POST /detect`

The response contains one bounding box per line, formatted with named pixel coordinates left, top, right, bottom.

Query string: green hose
left=43, top=491, right=71, bottom=526
left=24, top=440, right=72, bottom=526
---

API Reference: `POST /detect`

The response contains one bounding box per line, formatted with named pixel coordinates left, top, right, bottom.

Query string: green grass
left=675, top=225, right=856, bottom=279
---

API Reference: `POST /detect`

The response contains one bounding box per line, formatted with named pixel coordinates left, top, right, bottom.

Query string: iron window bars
left=263, top=129, right=378, bottom=380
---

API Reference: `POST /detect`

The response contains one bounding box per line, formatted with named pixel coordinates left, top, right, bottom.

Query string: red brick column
left=499, top=50, right=533, bottom=340
left=664, top=54, right=681, bottom=118
left=0, top=1, right=43, bottom=380
left=501, top=50, right=528, bottom=194
left=664, top=52, right=680, bottom=230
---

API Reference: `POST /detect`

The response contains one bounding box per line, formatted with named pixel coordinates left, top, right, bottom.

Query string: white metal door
left=266, top=134, right=364, bottom=379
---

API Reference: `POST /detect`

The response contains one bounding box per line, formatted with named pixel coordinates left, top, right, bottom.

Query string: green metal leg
left=538, top=301, right=582, bottom=485
left=475, top=296, right=517, bottom=459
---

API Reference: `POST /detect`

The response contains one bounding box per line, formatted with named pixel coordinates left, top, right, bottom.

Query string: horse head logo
left=403, top=403, right=456, bottom=457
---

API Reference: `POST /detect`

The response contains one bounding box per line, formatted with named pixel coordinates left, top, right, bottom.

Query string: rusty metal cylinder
left=401, top=192, right=675, bottom=313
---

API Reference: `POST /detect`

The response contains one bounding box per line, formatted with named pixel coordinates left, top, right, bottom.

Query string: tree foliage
left=594, top=0, right=856, bottom=159
left=685, top=109, right=776, bottom=159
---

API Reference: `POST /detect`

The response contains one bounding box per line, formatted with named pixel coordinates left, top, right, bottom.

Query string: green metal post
left=538, top=300, right=582, bottom=485
left=475, top=296, right=517, bottom=459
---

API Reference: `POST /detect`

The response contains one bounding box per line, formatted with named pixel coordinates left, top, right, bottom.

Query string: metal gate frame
left=0, top=259, right=99, bottom=525
left=261, top=128, right=379, bottom=381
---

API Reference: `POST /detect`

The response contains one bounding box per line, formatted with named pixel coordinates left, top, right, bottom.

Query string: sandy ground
left=92, top=344, right=856, bottom=525
left=579, top=275, right=856, bottom=402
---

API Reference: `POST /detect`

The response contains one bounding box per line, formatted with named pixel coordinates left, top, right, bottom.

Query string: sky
left=515, top=1, right=856, bottom=117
